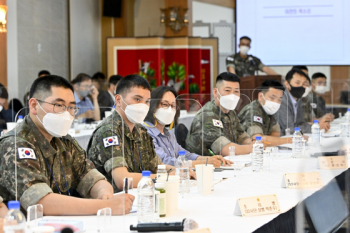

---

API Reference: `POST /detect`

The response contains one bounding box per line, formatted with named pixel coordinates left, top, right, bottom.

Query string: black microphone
left=130, top=218, right=198, bottom=232
left=61, top=227, right=74, bottom=233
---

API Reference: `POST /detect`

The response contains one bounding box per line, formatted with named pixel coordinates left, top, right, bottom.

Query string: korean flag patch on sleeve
left=254, top=116, right=263, bottom=124
left=103, top=136, right=119, bottom=148
left=310, top=103, right=317, bottom=109
left=212, top=119, right=223, bottom=128
left=18, top=147, right=36, bottom=160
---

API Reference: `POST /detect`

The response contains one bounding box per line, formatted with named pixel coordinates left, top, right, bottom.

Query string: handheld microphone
left=130, top=218, right=198, bottom=232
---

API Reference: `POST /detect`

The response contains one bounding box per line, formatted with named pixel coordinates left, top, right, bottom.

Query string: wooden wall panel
left=323, top=66, right=350, bottom=104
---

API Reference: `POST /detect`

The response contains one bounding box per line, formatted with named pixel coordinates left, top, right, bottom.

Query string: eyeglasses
left=159, top=101, right=179, bottom=110
left=37, top=99, right=79, bottom=116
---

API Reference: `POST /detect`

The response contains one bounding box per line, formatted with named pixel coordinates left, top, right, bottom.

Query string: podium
left=240, top=75, right=282, bottom=101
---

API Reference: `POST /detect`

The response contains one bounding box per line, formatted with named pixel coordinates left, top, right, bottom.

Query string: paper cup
left=195, top=164, right=213, bottom=195
left=6, top=122, right=17, bottom=131
left=157, top=175, right=180, bottom=215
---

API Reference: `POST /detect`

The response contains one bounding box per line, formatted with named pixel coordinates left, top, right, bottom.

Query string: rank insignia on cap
left=254, top=116, right=263, bottom=124
left=310, top=103, right=317, bottom=108
left=103, top=136, right=119, bottom=148
left=212, top=119, right=223, bottom=128
left=18, top=147, right=36, bottom=160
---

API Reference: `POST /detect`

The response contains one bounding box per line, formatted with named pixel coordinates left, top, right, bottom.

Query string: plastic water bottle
left=156, top=164, right=167, bottom=181
left=292, top=127, right=303, bottom=158
left=175, top=151, right=190, bottom=197
left=346, top=108, right=350, bottom=122
left=16, top=115, right=24, bottom=123
left=252, top=136, right=264, bottom=172
left=3, top=201, right=26, bottom=233
left=311, top=120, right=320, bottom=146
left=137, top=171, right=154, bottom=223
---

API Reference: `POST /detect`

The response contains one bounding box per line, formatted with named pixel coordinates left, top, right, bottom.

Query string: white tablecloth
left=39, top=153, right=346, bottom=233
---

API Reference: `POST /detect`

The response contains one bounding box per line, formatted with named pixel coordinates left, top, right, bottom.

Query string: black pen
left=125, top=178, right=128, bottom=194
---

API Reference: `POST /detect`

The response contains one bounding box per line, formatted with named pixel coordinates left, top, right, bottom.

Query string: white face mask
left=302, top=86, right=312, bottom=98
left=239, top=45, right=250, bottom=56
left=217, top=91, right=240, bottom=110
left=315, top=85, right=327, bottom=94
left=155, top=107, right=176, bottom=125
left=261, top=94, right=281, bottom=115
left=36, top=102, right=74, bottom=137
left=120, top=97, right=149, bottom=124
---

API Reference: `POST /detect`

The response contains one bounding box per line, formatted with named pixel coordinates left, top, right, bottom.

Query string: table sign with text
left=318, top=156, right=348, bottom=170
left=281, top=172, right=322, bottom=189
left=234, top=194, right=281, bottom=217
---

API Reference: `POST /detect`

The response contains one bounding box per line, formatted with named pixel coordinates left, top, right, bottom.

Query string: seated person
left=186, top=72, right=252, bottom=156
left=98, top=75, right=123, bottom=119
left=310, top=72, right=334, bottom=120
left=143, top=86, right=232, bottom=167
left=276, top=68, right=330, bottom=136
left=0, top=196, right=8, bottom=218
left=87, top=75, right=190, bottom=192
left=238, top=80, right=296, bottom=146
left=0, top=84, right=16, bottom=131
left=0, top=75, right=133, bottom=215
left=72, top=73, right=100, bottom=121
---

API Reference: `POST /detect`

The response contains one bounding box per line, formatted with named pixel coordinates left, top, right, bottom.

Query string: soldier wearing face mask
left=186, top=72, right=252, bottom=157
left=238, top=80, right=298, bottom=146
left=226, top=36, right=278, bottom=77
left=87, top=75, right=191, bottom=192
left=0, top=75, right=134, bottom=216
left=276, top=69, right=330, bottom=136
left=72, top=73, right=100, bottom=122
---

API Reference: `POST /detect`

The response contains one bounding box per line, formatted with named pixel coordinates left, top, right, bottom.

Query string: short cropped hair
left=259, top=80, right=285, bottom=94
left=216, top=72, right=241, bottom=87
left=285, top=68, right=310, bottom=83
left=109, top=75, right=123, bottom=86
left=240, top=36, right=251, bottom=42
left=312, top=72, right=327, bottom=80
left=92, top=72, right=106, bottom=81
left=0, top=84, right=8, bottom=99
left=144, top=86, right=179, bottom=125
left=38, top=70, right=50, bottom=77
left=29, top=75, right=74, bottom=100
left=71, top=73, right=91, bottom=85
left=292, top=65, right=308, bottom=71
left=115, top=74, right=151, bottom=96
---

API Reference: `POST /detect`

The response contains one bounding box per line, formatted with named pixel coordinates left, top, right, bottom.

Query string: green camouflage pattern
left=186, top=100, right=250, bottom=156
left=309, top=91, right=326, bottom=118
left=238, top=100, right=280, bottom=137
left=87, top=110, right=162, bottom=193
left=302, top=92, right=316, bottom=123
left=0, top=115, right=104, bottom=210
left=226, top=53, right=265, bottom=77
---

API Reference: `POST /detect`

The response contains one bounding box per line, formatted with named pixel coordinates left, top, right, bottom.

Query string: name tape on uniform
left=318, top=156, right=348, bottom=170
left=254, top=116, right=263, bottom=124
left=226, top=57, right=234, bottom=61
left=281, top=172, right=322, bottom=189
left=212, top=119, right=223, bottom=128
left=234, top=194, right=280, bottom=217
left=103, top=136, right=119, bottom=148
left=18, top=147, right=36, bottom=160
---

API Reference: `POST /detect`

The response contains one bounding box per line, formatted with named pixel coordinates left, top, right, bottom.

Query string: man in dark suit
left=98, top=75, right=123, bottom=119
left=0, top=84, right=16, bottom=131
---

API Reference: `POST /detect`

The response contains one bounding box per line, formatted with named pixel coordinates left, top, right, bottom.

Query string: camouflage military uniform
left=238, top=100, right=280, bottom=137
left=0, top=116, right=105, bottom=210
left=226, top=53, right=265, bottom=77
left=302, top=92, right=316, bottom=123
left=87, top=111, right=162, bottom=193
left=309, top=91, right=326, bottom=118
left=186, top=100, right=250, bottom=156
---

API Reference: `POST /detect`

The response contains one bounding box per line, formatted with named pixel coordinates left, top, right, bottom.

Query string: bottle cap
left=18, top=115, right=23, bottom=119
left=313, top=120, right=319, bottom=123
left=142, top=170, right=151, bottom=177
left=179, top=151, right=186, bottom=156
left=157, top=164, right=166, bottom=170
left=255, top=136, right=262, bottom=140
left=155, top=183, right=165, bottom=189
left=8, top=200, right=20, bottom=209
left=348, top=108, right=350, bottom=111
left=295, top=127, right=300, bottom=131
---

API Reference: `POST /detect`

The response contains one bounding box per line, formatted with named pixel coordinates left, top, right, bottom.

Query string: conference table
left=36, top=116, right=350, bottom=233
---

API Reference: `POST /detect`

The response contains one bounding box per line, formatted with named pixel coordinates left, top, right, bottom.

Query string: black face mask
left=289, top=82, right=305, bottom=99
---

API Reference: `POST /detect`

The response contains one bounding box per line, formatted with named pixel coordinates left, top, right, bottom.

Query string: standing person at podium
left=226, top=36, right=278, bottom=77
